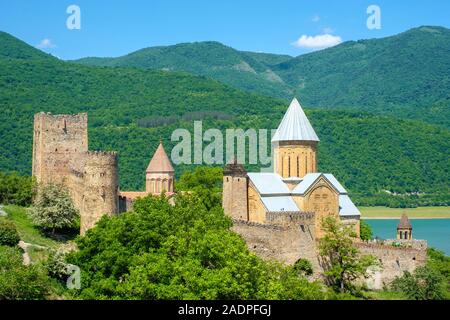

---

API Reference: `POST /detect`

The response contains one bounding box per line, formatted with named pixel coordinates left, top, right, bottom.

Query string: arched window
left=305, top=155, right=308, bottom=174
left=296, top=155, right=300, bottom=177
left=288, top=156, right=291, bottom=177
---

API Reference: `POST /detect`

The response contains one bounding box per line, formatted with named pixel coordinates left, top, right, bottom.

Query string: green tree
left=0, top=245, right=49, bottom=300
left=67, top=194, right=328, bottom=299
left=359, top=220, right=373, bottom=241
left=319, top=216, right=377, bottom=293
left=176, top=166, right=223, bottom=209
left=0, top=219, right=20, bottom=247
left=391, top=265, right=447, bottom=300
left=0, top=172, right=36, bottom=206
left=29, top=184, right=79, bottom=234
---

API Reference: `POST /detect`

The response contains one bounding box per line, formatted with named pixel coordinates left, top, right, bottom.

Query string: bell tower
left=272, top=98, right=319, bottom=179
left=397, top=213, right=413, bottom=240
left=146, top=140, right=175, bottom=194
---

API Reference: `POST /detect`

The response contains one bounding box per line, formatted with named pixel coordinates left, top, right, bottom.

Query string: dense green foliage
left=0, top=219, right=20, bottom=246
left=30, top=184, right=79, bottom=234
left=359, top=220, right=373, bottom=241
left=0, top=171, right=35, bottom=206
left=0, top=31, right=449, bottom=207
left=319, top=216, right=377, bottom=293
left=76, top=26, right=450, bottom=127
left=0, top=245, right=50, bottom=299
left=67, top=195, right=328, bottom=299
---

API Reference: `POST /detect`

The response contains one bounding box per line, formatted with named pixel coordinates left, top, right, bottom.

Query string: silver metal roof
left=291, top=173, right=347, bottom=195
left=247, top=172, right=291, bottom=195
left=261, top=196, right=300, bottom=212
left=324, top=174, right=347, bottom=194
left=291, top=173, right=321, bottom=194
left=339, top=195, right=361, bottom=216
left=271, top=98, right=320, bottom=143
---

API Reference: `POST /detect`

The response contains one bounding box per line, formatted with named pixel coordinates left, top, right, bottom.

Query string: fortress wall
left=356, top=240, right=427, bottom=289
left=232, top=219, right=320, bottom=273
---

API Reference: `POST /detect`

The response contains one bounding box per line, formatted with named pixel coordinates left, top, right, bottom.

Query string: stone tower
left=397, top=213, right=413, bottom=240
left=222, top=159, right=248, bottom=220
left=32, top=112, right=88, bottom=185
left=79, top=151, right=119, bottom=235
left=32, top=112, right=120, bottom=235
left=271, top=98, right=319, bottom=179
left=145, top=140, right=175, bottom=194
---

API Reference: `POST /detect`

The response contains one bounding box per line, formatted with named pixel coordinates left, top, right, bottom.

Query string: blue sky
left=0, top=0, right=449, bottom=60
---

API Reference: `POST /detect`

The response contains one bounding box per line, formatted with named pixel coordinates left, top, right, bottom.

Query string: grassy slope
left=360, top=206, right=450, bottom=218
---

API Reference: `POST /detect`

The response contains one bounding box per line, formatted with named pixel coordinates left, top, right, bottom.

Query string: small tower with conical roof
left=146, top=140, right=175, bottom=194
left=272, top=98, right=319, bottom=179
left=397, top=213, right=413, bottom=240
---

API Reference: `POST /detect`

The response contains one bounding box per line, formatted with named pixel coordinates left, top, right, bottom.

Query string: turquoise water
left=364, top=219, right=450, bottom=255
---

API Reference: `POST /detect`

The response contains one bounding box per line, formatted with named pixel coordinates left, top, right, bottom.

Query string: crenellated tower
left=79, top=151, right=119, bottom=235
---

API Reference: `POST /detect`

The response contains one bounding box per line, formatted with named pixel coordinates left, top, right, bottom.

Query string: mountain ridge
left=73, top=25, right=450, bottom=127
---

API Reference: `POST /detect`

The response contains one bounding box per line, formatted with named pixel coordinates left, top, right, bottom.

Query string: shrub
left=0, top=219, right=20, bottom=246
left=359, top=220, right=373, bottom=241
left=29, top=183, right=79, bottom=234
left=293, top=258, right=314, bottom=276
left=391, top=265, right=447, bottom=300
left=0, top=245, right=49, bottom=299
left=45, top=250, right=71, bottom=281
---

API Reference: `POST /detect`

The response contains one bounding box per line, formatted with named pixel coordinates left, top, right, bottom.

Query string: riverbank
left=360, top=206, right=450, bottom=219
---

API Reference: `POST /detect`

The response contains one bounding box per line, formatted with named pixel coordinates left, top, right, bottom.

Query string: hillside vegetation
left=75, top=26, right=450, bottom=127
left=0, top=31, right=449, bottom=206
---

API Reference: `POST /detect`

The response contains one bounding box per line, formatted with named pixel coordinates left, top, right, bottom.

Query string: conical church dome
left=271, top=98, right=319, bottom=143
left=146, top=141, right=174, bottom=173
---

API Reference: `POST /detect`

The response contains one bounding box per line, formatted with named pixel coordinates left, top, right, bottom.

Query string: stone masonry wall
left=232, top=217, right=320, bottom=273
left=356, top=240, right=427, bottom=289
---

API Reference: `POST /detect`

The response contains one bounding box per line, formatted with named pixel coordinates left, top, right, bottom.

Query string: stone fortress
left=222, top=98, right=427, bottom=288
left=32, top=98, right=427, bottom=288
left=32, top=112, right=174, bottom=235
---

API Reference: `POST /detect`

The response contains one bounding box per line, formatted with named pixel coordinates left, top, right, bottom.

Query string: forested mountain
left=75, top=41, right=294, bottom=99
left=75, top=26, right=450, bottom=127
left=0, top=31, right=449, bottom=206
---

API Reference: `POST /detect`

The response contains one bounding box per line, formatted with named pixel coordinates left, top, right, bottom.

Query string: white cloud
left=291, top=34, right=342, bottom=49
left=312, top=14, right=320, bottom=22
left=36, top=38, right=56, bottom=49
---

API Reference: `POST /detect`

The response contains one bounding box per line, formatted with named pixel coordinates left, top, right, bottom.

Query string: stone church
left=223, top=98, right=360, bottom=239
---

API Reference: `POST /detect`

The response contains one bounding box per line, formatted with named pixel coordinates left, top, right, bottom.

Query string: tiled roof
left=146, top=141, right=174, bottom=173
left=398, top=213, right=412, bottom=229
